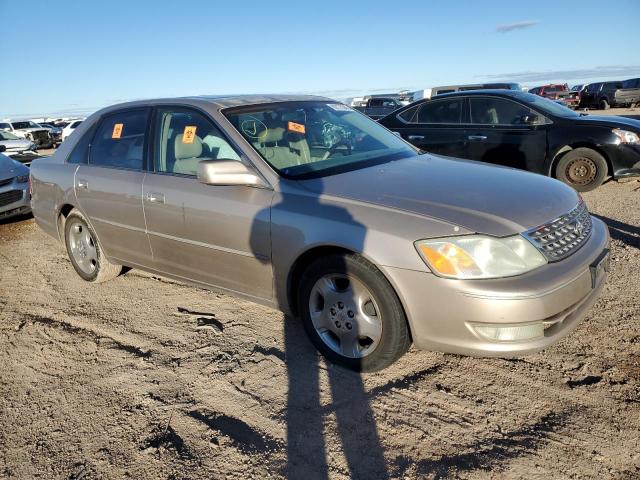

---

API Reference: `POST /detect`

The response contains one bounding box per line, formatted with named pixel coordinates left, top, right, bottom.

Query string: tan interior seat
left=173, top=134, right=204, bottom=175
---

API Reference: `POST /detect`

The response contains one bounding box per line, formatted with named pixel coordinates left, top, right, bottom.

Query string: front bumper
left=0, top=180, right=31, bottom=220
left=606, top=144, right=640, bottom=178
left=384, top=217, right=610, bottom=356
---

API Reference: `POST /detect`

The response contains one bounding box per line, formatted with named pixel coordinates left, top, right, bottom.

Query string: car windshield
left=224, top=102, right=417, bottom=179
left=519, top=92, right=580, bottom=118
left=11, top=121, right=40, bottom=129
left=0, top=130, right=21, bottom=140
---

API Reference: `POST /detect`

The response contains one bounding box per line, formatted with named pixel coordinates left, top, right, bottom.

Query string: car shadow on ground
left=593, top=214, right=640, bottom=250
left=0, top=212, right=33, bottom=226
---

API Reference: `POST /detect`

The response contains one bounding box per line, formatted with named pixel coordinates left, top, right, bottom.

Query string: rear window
left=399, top=98, right=463, bottom=124
left=89, top=109, right=149, bottom=170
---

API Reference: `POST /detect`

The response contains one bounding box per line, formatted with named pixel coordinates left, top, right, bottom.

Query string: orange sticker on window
left=112, top=123, right=123, bottom=139
left=182, top=126, right=197, bottom=144
left=287, top=121, right=305, bottom=134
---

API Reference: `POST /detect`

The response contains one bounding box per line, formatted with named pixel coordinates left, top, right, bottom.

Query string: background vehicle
left=0, top=148, right=31, bottom=220
left=411, top=82, right=521, bottom=101
left=61, top=120, right=83, bottom=141
left=579, top=80, right=640, bottom=109
left=353, top=97, right=404, bottom=119
left=0, top=120, right=53, bottom=148
left=30, top=95, right=609, bottom=371
left=379, top=90, right=640, bottom=191
left=37, top=122, right=63, bottom=146
left=528, top=84, right=580, bottom=109
left=0, top=130, right=37, bottom=157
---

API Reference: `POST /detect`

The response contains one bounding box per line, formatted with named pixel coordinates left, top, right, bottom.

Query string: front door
left=142, top=106, right=274, bottom=300
left=464, top=96, right=548, bottom=173
left=394, top=97, right=467, bottom=157
left=74, top=108, right=152, bottom=266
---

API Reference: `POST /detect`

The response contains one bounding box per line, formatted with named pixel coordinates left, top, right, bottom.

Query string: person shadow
left=250, top=172, right=389, bottom=479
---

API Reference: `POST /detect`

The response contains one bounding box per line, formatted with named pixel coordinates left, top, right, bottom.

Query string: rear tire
left=555, top=148, right=608, bottom=192
left=599, top=99, right=610, bottom=110
left=64, top=209, right=122, bottom=283
left=297, top=253, right=411, bottom=372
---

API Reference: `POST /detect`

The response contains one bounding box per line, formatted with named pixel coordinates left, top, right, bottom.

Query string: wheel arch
left=56, top=203, right=76, bottom=241
left=548, top=144, right=612, bottom=178
left=286, top=246, right=410, bottom=335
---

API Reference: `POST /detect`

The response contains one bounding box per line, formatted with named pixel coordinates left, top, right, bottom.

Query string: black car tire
left=64, top=209, right=122, bottom=283
left=298, top=253, right=411, bottom=372
left=599, top=99, right=610, bottom=110
left=555, top=148, right=608, bottom=192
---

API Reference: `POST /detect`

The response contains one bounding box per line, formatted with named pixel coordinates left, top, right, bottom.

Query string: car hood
left=0, top=153, right=29, bottom=181
left=572, top=114, right=640, bottom=130
left=297, top=154, right=580, bottom=237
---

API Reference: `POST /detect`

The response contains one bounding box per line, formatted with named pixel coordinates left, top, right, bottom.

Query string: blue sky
left=1, top=0, right=639, bottom=118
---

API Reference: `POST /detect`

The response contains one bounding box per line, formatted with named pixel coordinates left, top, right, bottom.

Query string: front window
left=0, top=130, right=20, bottom=140
left=224, top=102, right=416, bottom=179
left=470, top=97, right=545, bottom=125
left=11, top=121, right=40, bottom=129
left=517, top=92, right=579, bottom=118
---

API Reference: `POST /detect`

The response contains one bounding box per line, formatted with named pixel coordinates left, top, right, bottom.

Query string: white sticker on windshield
left=328, top=103, right=353, bottom=112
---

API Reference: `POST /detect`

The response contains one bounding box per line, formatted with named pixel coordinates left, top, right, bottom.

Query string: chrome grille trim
left=523, top=200, right=593, bottom=262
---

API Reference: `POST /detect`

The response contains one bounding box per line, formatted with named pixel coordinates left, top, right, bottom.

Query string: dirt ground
left=1, top=177, right=639, bottom=479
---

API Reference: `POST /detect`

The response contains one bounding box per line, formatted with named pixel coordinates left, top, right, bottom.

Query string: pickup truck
left=353, top=97, right=404, bottom=120
left=580, top=79, right=640, bottom=109
left=528, top=84, right=580, bottom=109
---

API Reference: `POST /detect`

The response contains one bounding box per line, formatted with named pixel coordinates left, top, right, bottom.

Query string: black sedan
left=379, top=90, right=640, bottom=191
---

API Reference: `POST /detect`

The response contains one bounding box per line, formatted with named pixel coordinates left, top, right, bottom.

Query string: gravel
left=0, top=179, right=638, bottom=479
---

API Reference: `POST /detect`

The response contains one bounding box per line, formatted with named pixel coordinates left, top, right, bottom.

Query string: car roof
left=430, top=89, right=529, bottom=99
left=95, top=94, right=334, bottom=113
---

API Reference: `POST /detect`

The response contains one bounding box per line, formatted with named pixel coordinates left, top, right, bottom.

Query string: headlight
left=415, top=235, right=547, bottom=279
left=613, top=128, right=640, bottom=144
left=16, top=175, right=29, bottom=183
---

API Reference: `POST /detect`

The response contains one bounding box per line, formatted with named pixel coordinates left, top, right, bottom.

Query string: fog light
left=472, top=323, right=543, bottom=342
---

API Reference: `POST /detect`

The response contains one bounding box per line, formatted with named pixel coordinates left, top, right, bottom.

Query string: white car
left=0, top=120, right=53, bottom=148
left=61, top=120, right=83, bottom=141
left=0, top=130, right=37, bottom=156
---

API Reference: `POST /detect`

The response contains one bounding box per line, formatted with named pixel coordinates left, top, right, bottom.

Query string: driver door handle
left=146, top=192, right=165, bottom=204
left=467, top=135, right=487, bottom=141
left=407, top=135, right=425, bottom=141
left=76, top=179, right=89, bottom=190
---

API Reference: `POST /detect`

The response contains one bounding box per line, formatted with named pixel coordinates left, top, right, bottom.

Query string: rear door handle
left=407, top=135, right=425, bottom=141
left=146, top=192, right=165, bottom=204
left=467, top=135, right=487, bottom=141
left=76, top=179, right=89, bottom=190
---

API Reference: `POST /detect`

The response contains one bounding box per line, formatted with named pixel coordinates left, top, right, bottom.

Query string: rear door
left=464, top=96, right=548, bottom=173
left=74, top=108, right=152, bottom=266
left=142, top=106, right=273, bottom=299
left=393, top=97, right=467, bottom=157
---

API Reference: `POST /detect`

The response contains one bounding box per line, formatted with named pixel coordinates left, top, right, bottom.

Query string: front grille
left=524, top=201, right=593, bottom=261
left=0, top=190, right=23, bottom=207
left=0, top=177, right=13, bottom=187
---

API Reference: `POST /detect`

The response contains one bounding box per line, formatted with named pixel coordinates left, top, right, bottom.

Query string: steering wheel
left=322, top=139, right=352, bottom=160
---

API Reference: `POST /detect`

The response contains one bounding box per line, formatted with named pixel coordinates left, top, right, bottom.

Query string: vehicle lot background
left=0, top=176, right=638, bottom=478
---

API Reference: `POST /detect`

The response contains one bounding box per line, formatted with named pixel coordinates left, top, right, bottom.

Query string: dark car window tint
left=470, top=97, right=540, bottom=125
left=67, top=123, right=96, bottom=164
left=90, top=110, right=149, bottom=170
left=415, top=98, right=463, bottom=124
left=154, top=108, right=240, bottom=176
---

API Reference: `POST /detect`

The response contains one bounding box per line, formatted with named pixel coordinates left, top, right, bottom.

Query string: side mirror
left=0, top=145, right=6, bottom=153
left=197, top=159, right=268, bottom=187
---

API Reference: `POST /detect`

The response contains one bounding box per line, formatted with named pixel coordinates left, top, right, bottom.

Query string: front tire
left=64, top=209, right=122, bottom=282
left=555, top=148, right=608, bottom=192
left=298, top=253, right=411, bottom=372
left=599, top=99, right=610, bottom=110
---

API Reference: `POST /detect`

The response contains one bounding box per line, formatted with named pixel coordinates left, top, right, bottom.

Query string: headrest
left=259, top=127, right=285, bottom=144
left=175, top=134, right=203, bottom=159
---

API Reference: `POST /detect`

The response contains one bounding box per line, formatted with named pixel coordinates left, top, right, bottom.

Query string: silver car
left=30, top=95, right=610, bottom=371
left=0, top=150, right=31, bottom=220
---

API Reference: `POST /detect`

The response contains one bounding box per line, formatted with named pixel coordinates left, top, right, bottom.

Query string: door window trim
left=87, top=107, right=152, bottom=172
